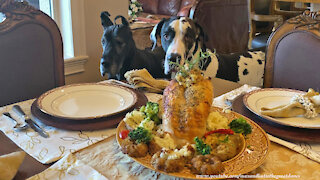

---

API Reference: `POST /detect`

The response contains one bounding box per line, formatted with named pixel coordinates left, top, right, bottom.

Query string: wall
left=65, top=0, right=128, bottom=84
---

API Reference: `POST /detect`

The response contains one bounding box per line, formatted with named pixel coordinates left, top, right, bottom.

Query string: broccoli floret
left=128, top=127, right=152, bottom=144
left=229, top=117, right=252, bottom=136
left=194, top=137, right=211, bottom=155
left=139, top=102, right=161, bottom=125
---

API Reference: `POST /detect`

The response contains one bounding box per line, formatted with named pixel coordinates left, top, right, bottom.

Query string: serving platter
left=36, top=83, right=137, bottom=120
left=116, top=107, right=270, bottom=179
left=243, top=88, right=320, bottom=129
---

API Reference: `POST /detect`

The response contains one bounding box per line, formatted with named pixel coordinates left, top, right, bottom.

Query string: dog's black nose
left=167, top=53, right=181, bottom=63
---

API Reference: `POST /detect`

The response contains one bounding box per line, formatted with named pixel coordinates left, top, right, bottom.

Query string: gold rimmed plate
left=243, top=88, right=320, bottom=129
left=36, top=83, right=138, bottom=120
left=116, top=107, right=270, bottom=179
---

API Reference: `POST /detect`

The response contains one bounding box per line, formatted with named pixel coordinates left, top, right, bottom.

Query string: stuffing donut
left=191, top=154, right=224, bottom=175
left=151, top=150, right=186, bottom=173
left=121, top=138, right=148, bottom=158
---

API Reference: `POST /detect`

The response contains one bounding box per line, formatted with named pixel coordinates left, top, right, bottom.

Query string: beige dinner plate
left=116, top=107, right=270, bottom=179
left=244, top=88, right=320, bottom=129
left=36, top=83, right=137, bottom=120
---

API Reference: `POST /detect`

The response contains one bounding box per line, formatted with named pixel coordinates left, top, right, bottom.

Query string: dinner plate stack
left=31, top=83, right=147, bottom=130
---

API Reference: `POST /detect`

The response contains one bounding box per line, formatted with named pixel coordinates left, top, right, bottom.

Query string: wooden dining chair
left=250, top=0, right=284, bottom=49
left=264, top=11, right=320, bottom=91
left=0, top=0, right=65, bottom=107
left=272, top=0, right=307, bottom=20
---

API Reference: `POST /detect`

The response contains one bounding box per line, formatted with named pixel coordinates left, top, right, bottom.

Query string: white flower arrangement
left=128, top=0, right=143, bottom=19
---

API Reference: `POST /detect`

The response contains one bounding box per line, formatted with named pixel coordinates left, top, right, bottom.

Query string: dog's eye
left=101, top=39, right=106, bottom=45
left=163, top=34, right=169, bottom=41
left=116, top=40, right=125, bottom=47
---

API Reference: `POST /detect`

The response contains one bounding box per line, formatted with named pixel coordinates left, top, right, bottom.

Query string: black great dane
left=100, top=11, right=168, bottom=80
left=150, top=16, right=265, bottom=87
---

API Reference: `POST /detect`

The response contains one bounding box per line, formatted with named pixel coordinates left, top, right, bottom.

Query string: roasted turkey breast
left=163, top=76, right=213, bottom=143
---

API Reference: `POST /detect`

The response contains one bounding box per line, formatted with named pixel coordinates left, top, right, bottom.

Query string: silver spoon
left=2, top=112, right=28, bottom=131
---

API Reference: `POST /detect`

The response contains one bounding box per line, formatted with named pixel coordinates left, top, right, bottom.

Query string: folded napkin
left=261, top=88, right=320, bottom=118
left=213, top=84, right=320, bottom=163
left=0, top=151, right=25, bottom=180
left=124, top=68, right=169, bottom=93
left=0, top=99, right=116, bottom=164
left=27, top=153, right=108, bottom=180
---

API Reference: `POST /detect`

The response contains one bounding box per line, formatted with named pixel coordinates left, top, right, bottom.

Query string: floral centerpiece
left=128, top=0, right=143, bottom=20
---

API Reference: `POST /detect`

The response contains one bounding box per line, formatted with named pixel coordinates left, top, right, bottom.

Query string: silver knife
left=12, top=105, right=49, bottom=138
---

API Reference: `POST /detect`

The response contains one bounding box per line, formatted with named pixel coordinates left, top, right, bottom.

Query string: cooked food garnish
left=204, top=129, right=234, bottom=137
left=128, top=127, right=152, bottom=144
left=151, top=144, right=195, bottom=173
left=151, top=150, right=186, bottom=173
left=194, top=137, right=211, bottom=155
left=124, top=102, right=162, bottom=131
left=153, top=133, right=176, bottom=150
left=140, top=102, right=162, bottom=125
left=121, top=138, right=148, bottom=158
left=139, top=118, right=155, bottom=131
left=119, top=130, right=130, bottom=139
left=205, top=133, right=242, bottom=161
left=123, top=110, right=146, bottom=130
left=191, top=154, right=224, bottom=175
left=229, top=117, right=252, bottom=136
left=206, top=111, right=229, bottom=131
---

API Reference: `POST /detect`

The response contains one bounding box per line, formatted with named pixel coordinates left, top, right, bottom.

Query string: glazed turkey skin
left=163, top=77, right=213, bottom=143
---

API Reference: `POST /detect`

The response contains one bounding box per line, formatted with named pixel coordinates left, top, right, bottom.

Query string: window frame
left=51, top=0, right=88, bottom=75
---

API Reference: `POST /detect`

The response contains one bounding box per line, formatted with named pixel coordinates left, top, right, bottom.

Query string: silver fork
left=12, top=105, right=49, bottom=138
left=2, top=112, right=28, bottom=131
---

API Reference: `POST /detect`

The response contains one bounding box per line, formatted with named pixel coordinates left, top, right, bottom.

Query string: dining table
left=1, top=78, right=320, bottom=180
left=275, top=0, right=320, bottom=11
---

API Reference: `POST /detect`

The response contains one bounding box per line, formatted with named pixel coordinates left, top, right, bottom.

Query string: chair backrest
left=272, top=0, right=306, bottom=20
left=264, top=11, right=320, bottom=91
left=0, top=0, right=64, bottom=107
left=138, top=0, right=196, bottom=16
left=191, top=0, right=249, bottom=54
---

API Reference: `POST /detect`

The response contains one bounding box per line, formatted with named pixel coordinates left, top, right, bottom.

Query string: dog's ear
left=101, top=11, right=113, bottom=28
left=114, top=15, right=129, bottom=26
left=195, top=21, right=208, bottom=44
left=150, top=18, right=166, bottom=50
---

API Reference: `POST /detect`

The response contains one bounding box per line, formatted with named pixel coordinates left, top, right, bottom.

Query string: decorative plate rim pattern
left=36, top=83, right=138, bottom=120
left=116, top=107, right=270, bottom=179
left=243, top=88, right=320, bottom=129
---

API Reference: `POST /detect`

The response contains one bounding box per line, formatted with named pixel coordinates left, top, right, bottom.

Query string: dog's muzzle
left=167, top=53, right=181, bottom=63
left=100, top=58, right=108, bottom=77
left=164, top=53, right=182, bottom=74
left=100, top=58, right=121, bottom=80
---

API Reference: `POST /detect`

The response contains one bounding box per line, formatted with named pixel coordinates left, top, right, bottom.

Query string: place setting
left=228, top=87, right=320, bottom=163
left=0, top=80, right=147, bottom=164
left=31, top=82, right=148, bottom=130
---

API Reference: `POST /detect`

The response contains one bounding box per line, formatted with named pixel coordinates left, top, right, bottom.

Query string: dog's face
left=150, top=17, right=205, bottom=75
left=100, top=12, right=134, bottom=80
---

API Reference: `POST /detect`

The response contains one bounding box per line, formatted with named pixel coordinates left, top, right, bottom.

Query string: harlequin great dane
left=150, top=16, right=265, bottom=87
